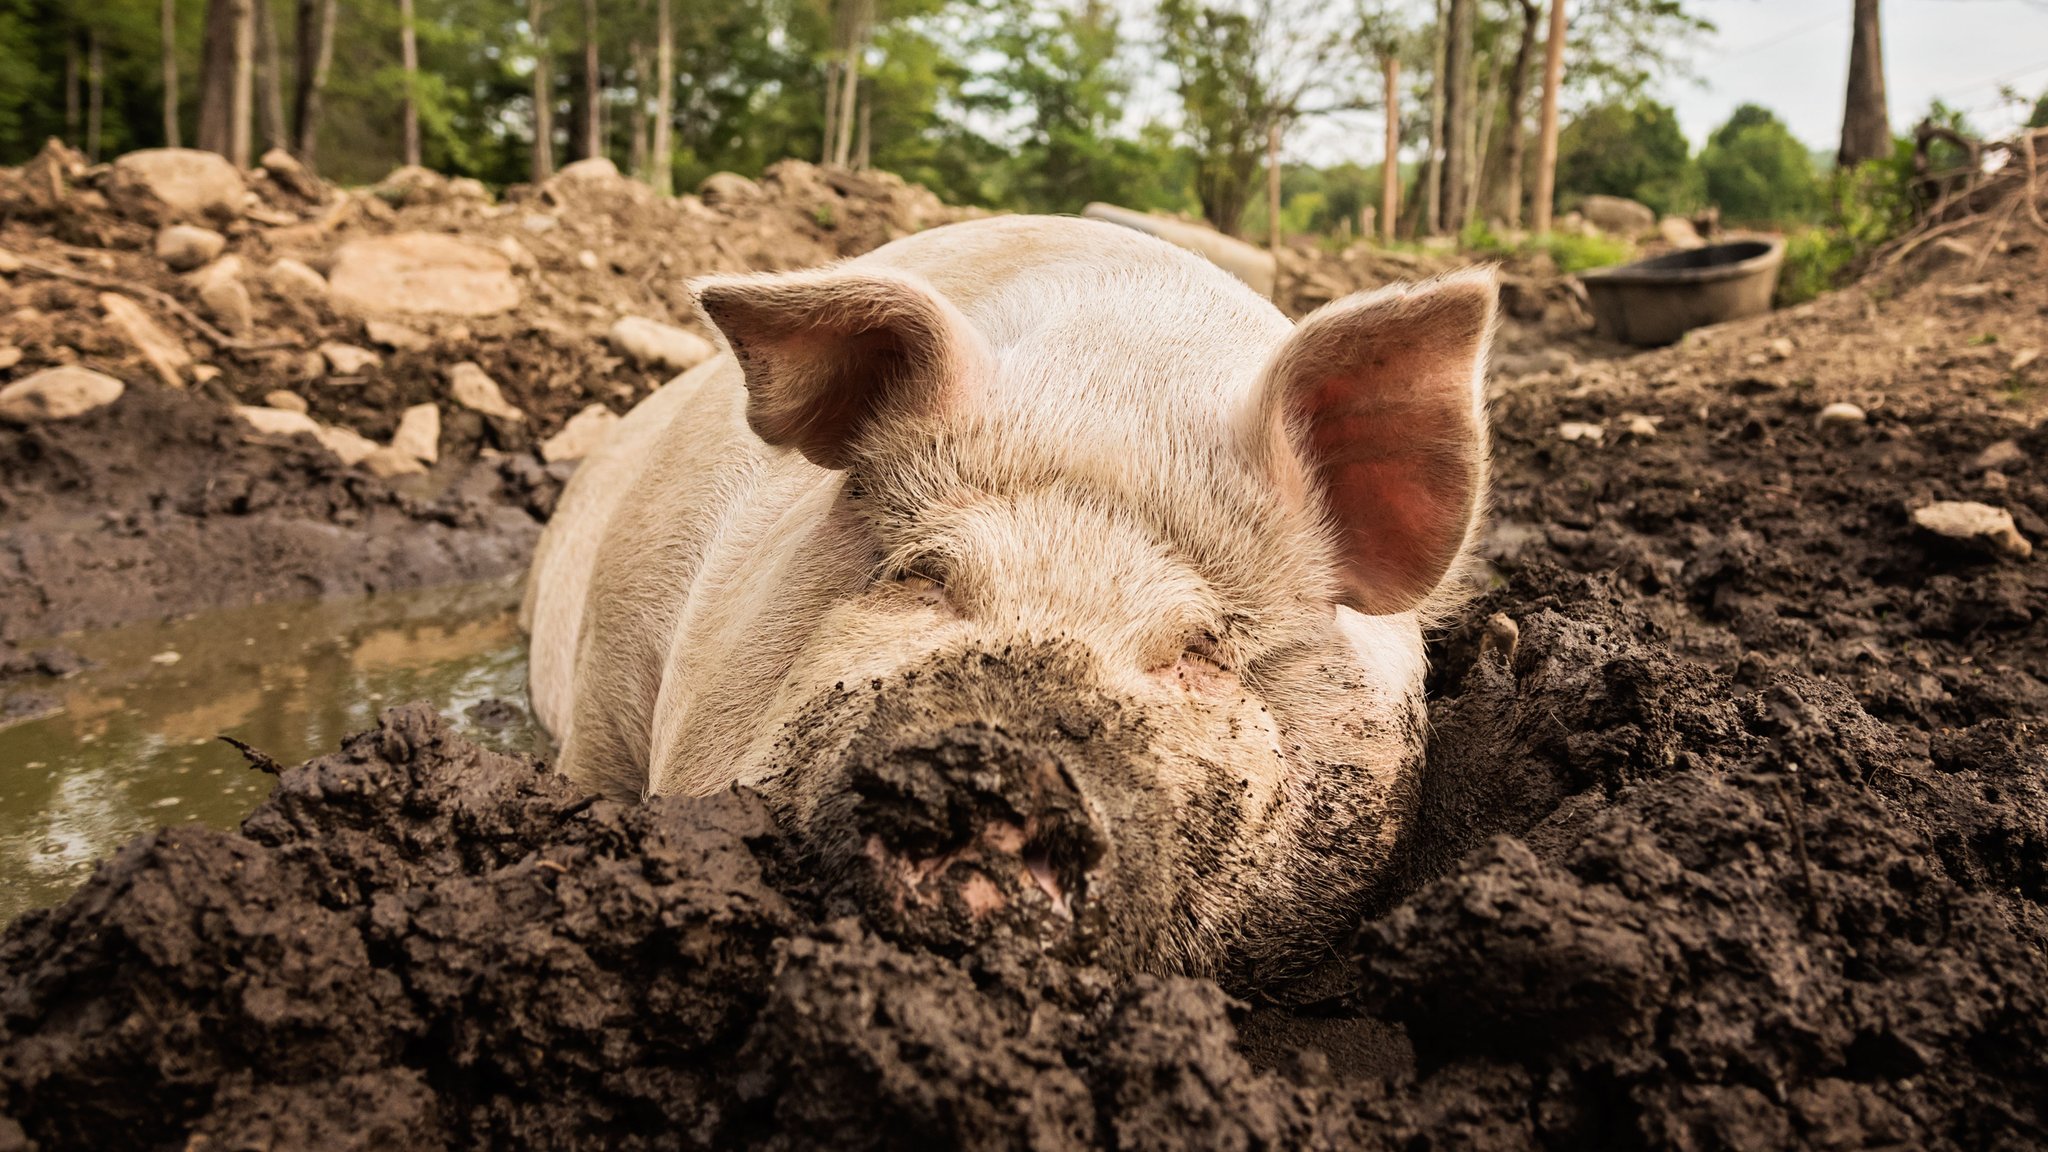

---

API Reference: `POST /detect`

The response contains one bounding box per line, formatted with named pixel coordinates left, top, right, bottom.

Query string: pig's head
left=691, top=258, right=1493, bottom=983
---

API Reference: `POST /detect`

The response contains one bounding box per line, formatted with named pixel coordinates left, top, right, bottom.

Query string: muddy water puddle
left=0, top=579, right=543, bottom=925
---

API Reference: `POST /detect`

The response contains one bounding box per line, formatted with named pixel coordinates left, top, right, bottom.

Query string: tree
left=1159, top=0, right=1367, bottom=237
left=1495, top=0, right=1539, bottom=227
left=399, top=0, right=420, bottom=166
left=253, top=0, right=287, bottom=152
left=161, top=0, right=180, bottom=146
left=528, top=0, right=553, bottom=181
left=1838, top=0, right=1887, bottom=167
left=1700, top=103, right=1818, bottom=223
left=292, top=0, right=336, bottom=163
left=1554, top=98, right=1698, bottom=214
left=650, top=0, right=673, bottom=192
left=1531, top=0, right=1565, bottom=230
left=1355, top=3, right=1406, bottom=242
left=1436, top=0, right=1473, bottom=229
left=196, top=0, right=252, bottom=165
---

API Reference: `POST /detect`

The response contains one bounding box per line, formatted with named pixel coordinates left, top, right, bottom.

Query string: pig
left=522, top=215, right=1494, bottom=980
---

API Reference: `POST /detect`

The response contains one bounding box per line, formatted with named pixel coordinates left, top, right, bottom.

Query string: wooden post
left=651, top=0, right=673, bottom=193
left=399, top=0, right=420, bottom=166
left=1531, top=0, right=1566, bottom=233
left=1267, top=121, right=1283, bottom=254
left=1382, top=55, right=1400, bottom=243
left=162, top=0, right=181, bottom=147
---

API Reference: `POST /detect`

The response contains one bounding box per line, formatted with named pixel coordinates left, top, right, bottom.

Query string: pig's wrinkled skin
left=522, top=215, right=1495, bottom=980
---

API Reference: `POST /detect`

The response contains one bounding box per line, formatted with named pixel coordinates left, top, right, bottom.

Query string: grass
left=1458, top=221, right=1637, bottom=275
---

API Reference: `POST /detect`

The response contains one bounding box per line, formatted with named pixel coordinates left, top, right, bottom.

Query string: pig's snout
left=847, top=724, right=1105, bottom=925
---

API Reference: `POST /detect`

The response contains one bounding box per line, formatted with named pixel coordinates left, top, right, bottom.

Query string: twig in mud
left=219, top=735, right=287, bottom=776
left=12, top=252, right=297, bottom=352
left=1965, top=192, right=2023, bottom=281
left=2022, top=132, right=2048, bottom=240
left=1770, top=777, right=1828, bottom=932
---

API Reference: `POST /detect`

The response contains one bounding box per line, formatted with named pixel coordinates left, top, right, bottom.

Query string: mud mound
left=5, top=565, right=2043, bottom=1150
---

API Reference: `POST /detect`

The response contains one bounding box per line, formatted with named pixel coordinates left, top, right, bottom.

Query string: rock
left=153, top=225, right=226, bottom=272
left=365, top=319, right=434, bottom=351
left=1912, top=501, right=2033, bottom=559
left=390, top=402, right=440, bottom=463
left=1579, top=195, right=1657, bottom=238
left=99, top=293, right=193, bottom=388
left=1984, top=471, right=2011, bottom=492
left=494, top=236, right=535, bottom=269
left=106, top=149, right=245, bottom=221
left=577, top=250, right=600, bottom=271
left=328, top=233, right=521, bottom=317
left=263, top=390, right=307, bottom=413
left=1974, top=439, right=2026, bottom=472
left=540, top=403, right=620, bottom=463
left=233, top=404, right=322, bottom=438
left=196, top=276, right=255, bottom=336
left=446, top=177, right=491, bottom=202
left=316, top=424, right=380, bottom=466
left=1815, top=402, right=1867, bottom=429
left=0, top=347, right=21, bottom=370
left=320, top=342, right=382, bottom=375
left=259, top=147, right=325, bottom=200
left=264, top=258, right=328, bottom=302
left=1657, top=216, right=1703, bottom=249
left=698, top=171, right=763, bottom=207
left=1556, top=421, right=1605, bottom=443
left=0, top=366, right=124, bottom=422
left=2013, top=348, right=2042, bottom=375
left=362, top=445, right=428, bottom=478
left=555, top=157, right=622, bottom=182
left=190, top=364, right=221, bottom=385
left=520, top=213, right=559, bottom=234
left=373, top=165, right=451, bottom=207
left=1621, top=413, right=1660, bottom=439
left=1767, top=337, right=1795, bottom=361
left=609, top=316, right=717, bottom=372
left=0, top=249, right=21, bottom=275
left=447, top=362, right=524, bottom=422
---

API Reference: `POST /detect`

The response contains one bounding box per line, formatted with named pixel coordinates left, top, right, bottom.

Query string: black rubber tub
left=1579, top=238, right=1786, bottom=346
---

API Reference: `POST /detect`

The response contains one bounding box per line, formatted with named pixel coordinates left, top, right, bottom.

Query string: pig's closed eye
left=1161, top=630, right=1236, bottom=693
left=884, top=562, right=948, bottom=605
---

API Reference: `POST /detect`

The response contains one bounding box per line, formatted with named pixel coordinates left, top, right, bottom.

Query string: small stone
left=1622, top=413, right=1660, bottom=439
left=1767, top=337, right=1795, bottom=361
left=447, top=361, right=524, bottom=421
left=1815, top=402, right=1866, bottom=428
left=264, top=389, right=308, bottom=413
left=541, top=403, right=621, bottom=463
left=609, top=316, right=716, bottom=372
left=1912, top=501, right=2032, bottom=559
left=1974, top=439, right=2026, bottom=472
left=260, top=147, right=325, bottom=200
left=0, top=346, right=21, bottom=370
left=366, top=319, right=433, bottom=351
left=390, top=402, right=440, bottom=463
left=495, top=236, right=535, bottom=269
left=1657, top=216, right=1703, bottom=249
left=555, top=157, right=622, bottom=182
left=190, top=258, right=255, bottom=335
left=1556, top=421, right=1605, bottom=443
left=2013, top=348, right=2042, bottom=375
left=362, top=445, right=428, bottom=478
left=577, top=249, right=600, bottom=271
left=190, top=364, right=221, bottom=385
left=0, top=248, right=22, bottom=274
left=0, top=366, right=124, bottom=422
left=100, top=293, right=193, bottom=388
left=320, top=342, right=382, bottom=375
left=1983, top=470, right=2011, bottom=492
left=153, top=224, right=226, bottom=272
left=697, top=171, right=762, bottom=206
left=521, top=213, right=559, bottom=234
left=316, top=424, right=379, bottom=466
left=233, top=404, right=322, bottom=438
left=264, top=258, right=328, bottom=301
left=328, top=232, right=521, bottom=317
left=149, top=650, right=182, bottom=666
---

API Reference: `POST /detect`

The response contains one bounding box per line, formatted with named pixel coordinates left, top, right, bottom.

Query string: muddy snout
left=840, top=724, right=1106, bottom=943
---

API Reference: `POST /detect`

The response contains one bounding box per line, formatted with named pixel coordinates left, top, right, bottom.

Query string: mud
left=3, top=554, right=2044, bottom=1150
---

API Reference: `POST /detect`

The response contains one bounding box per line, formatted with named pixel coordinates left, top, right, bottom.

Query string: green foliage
left=1775, top=137, right=1915, bottom=307
left=1699, top=103, right=1819, bottom=225
left=1157, top=0, right=1266, bottom=236
left=1462, top=219, right=1634, bottom=274
left=2030, top=90, right=2048, bottom=129
left=1555, top=99, right=1701, bottom=216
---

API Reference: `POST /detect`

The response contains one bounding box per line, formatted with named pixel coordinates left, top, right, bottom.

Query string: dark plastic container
left=1578, top=238, right=1786, bottom=346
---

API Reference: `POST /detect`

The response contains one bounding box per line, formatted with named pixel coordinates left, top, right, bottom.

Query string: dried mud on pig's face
left=737, top=447, right=1425, bottom=982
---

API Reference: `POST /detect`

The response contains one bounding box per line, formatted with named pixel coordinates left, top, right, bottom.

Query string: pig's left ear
left=692, top=267, right=990, bottom=469
left=1249, top=268, right=1495, bottom=616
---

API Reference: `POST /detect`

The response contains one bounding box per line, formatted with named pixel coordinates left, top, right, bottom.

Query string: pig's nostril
left=1023, top=846, right=1069, bottom=917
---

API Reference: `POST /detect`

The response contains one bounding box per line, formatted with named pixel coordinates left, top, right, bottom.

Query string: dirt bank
left=2, top=555, right=2043, bottom=1150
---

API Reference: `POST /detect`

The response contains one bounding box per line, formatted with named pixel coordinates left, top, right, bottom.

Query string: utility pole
left=1531, top=0, right=1566, bottom=233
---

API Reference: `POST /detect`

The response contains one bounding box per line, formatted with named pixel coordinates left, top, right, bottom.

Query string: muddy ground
left=2, top=147, right=2046, bottom=1150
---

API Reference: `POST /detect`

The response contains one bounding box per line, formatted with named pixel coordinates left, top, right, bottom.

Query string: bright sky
left=1667, top=0, right=2048, bottom=151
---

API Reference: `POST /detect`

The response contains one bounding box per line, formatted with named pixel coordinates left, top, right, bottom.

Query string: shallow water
left=0, top=578, right=543, bottom=925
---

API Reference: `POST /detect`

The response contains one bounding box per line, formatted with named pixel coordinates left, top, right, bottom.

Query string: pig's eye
left=887, top=563, right=947, bottom=601
left=1181, top=632, right=1232, bottom=674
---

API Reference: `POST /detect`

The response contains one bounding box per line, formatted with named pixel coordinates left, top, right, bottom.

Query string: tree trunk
left=163, top=0, right=182, bottom=147
left=1382, top=54, right=1400, bottom=243
left=85, top=31, right=104, bottom=163
left=529, top=0, right=554, bottom=181
left=65, top=36, right=80, bottom=146
left=1531, top=0, right=1566, bottom=232
left=855, top=86, right=871, bottom=169
left=1467, top=31, right=1506, bottom=228
left=292, top=0, right=337, bottom=163
left=830, top=0, right=873, bottom=167
left=821, top=58, right=840, bottom=164
left=1498, top=0, right=1539, bottom=228
left=254, top=0, right=288, bottom=152
left=197, top=0, right=254, bottom=166
left=651, top=0, right=673, bottom=193
left=1266, top=121, right=1282, bottom=254
left=581, top=0, right=601, bottom=160
left=1422, top=0, right=1447, bottom=235
left=399, top=0, right=420, bottom=166
left=1439, top=0, right=1474, bottom=232
left=1838, top=0, right=1889, bottom=167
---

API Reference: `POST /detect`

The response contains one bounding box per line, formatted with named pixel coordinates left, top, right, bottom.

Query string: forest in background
left=7, top=0, right=2047, bottom=245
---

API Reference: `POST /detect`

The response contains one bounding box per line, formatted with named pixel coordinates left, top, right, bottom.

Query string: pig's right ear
left=1248, top=269, right=1495, bottom=616
left=692, top=267, right=989, bottom=469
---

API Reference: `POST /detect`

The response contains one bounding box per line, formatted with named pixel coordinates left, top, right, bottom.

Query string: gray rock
left=609, top=316, right=716, bottom=372
left=541, top=403, right=620, bottom=463
left=107, top=149, right=246, bottom=221
left=0, top=366, right=124, bottom=422
left=154, top=225, right=226, bottom=272
left=446, top=361, right=524, bottom=422
left=1974, top=439, right=2026, bottom=472
left=1579, top=194, right=1656, bottom=237
left=1912, top=501, right=2032, bottom=559
left=329, top=233, right=521, bottom=317
left=264, top=258, right=329, bottom=302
